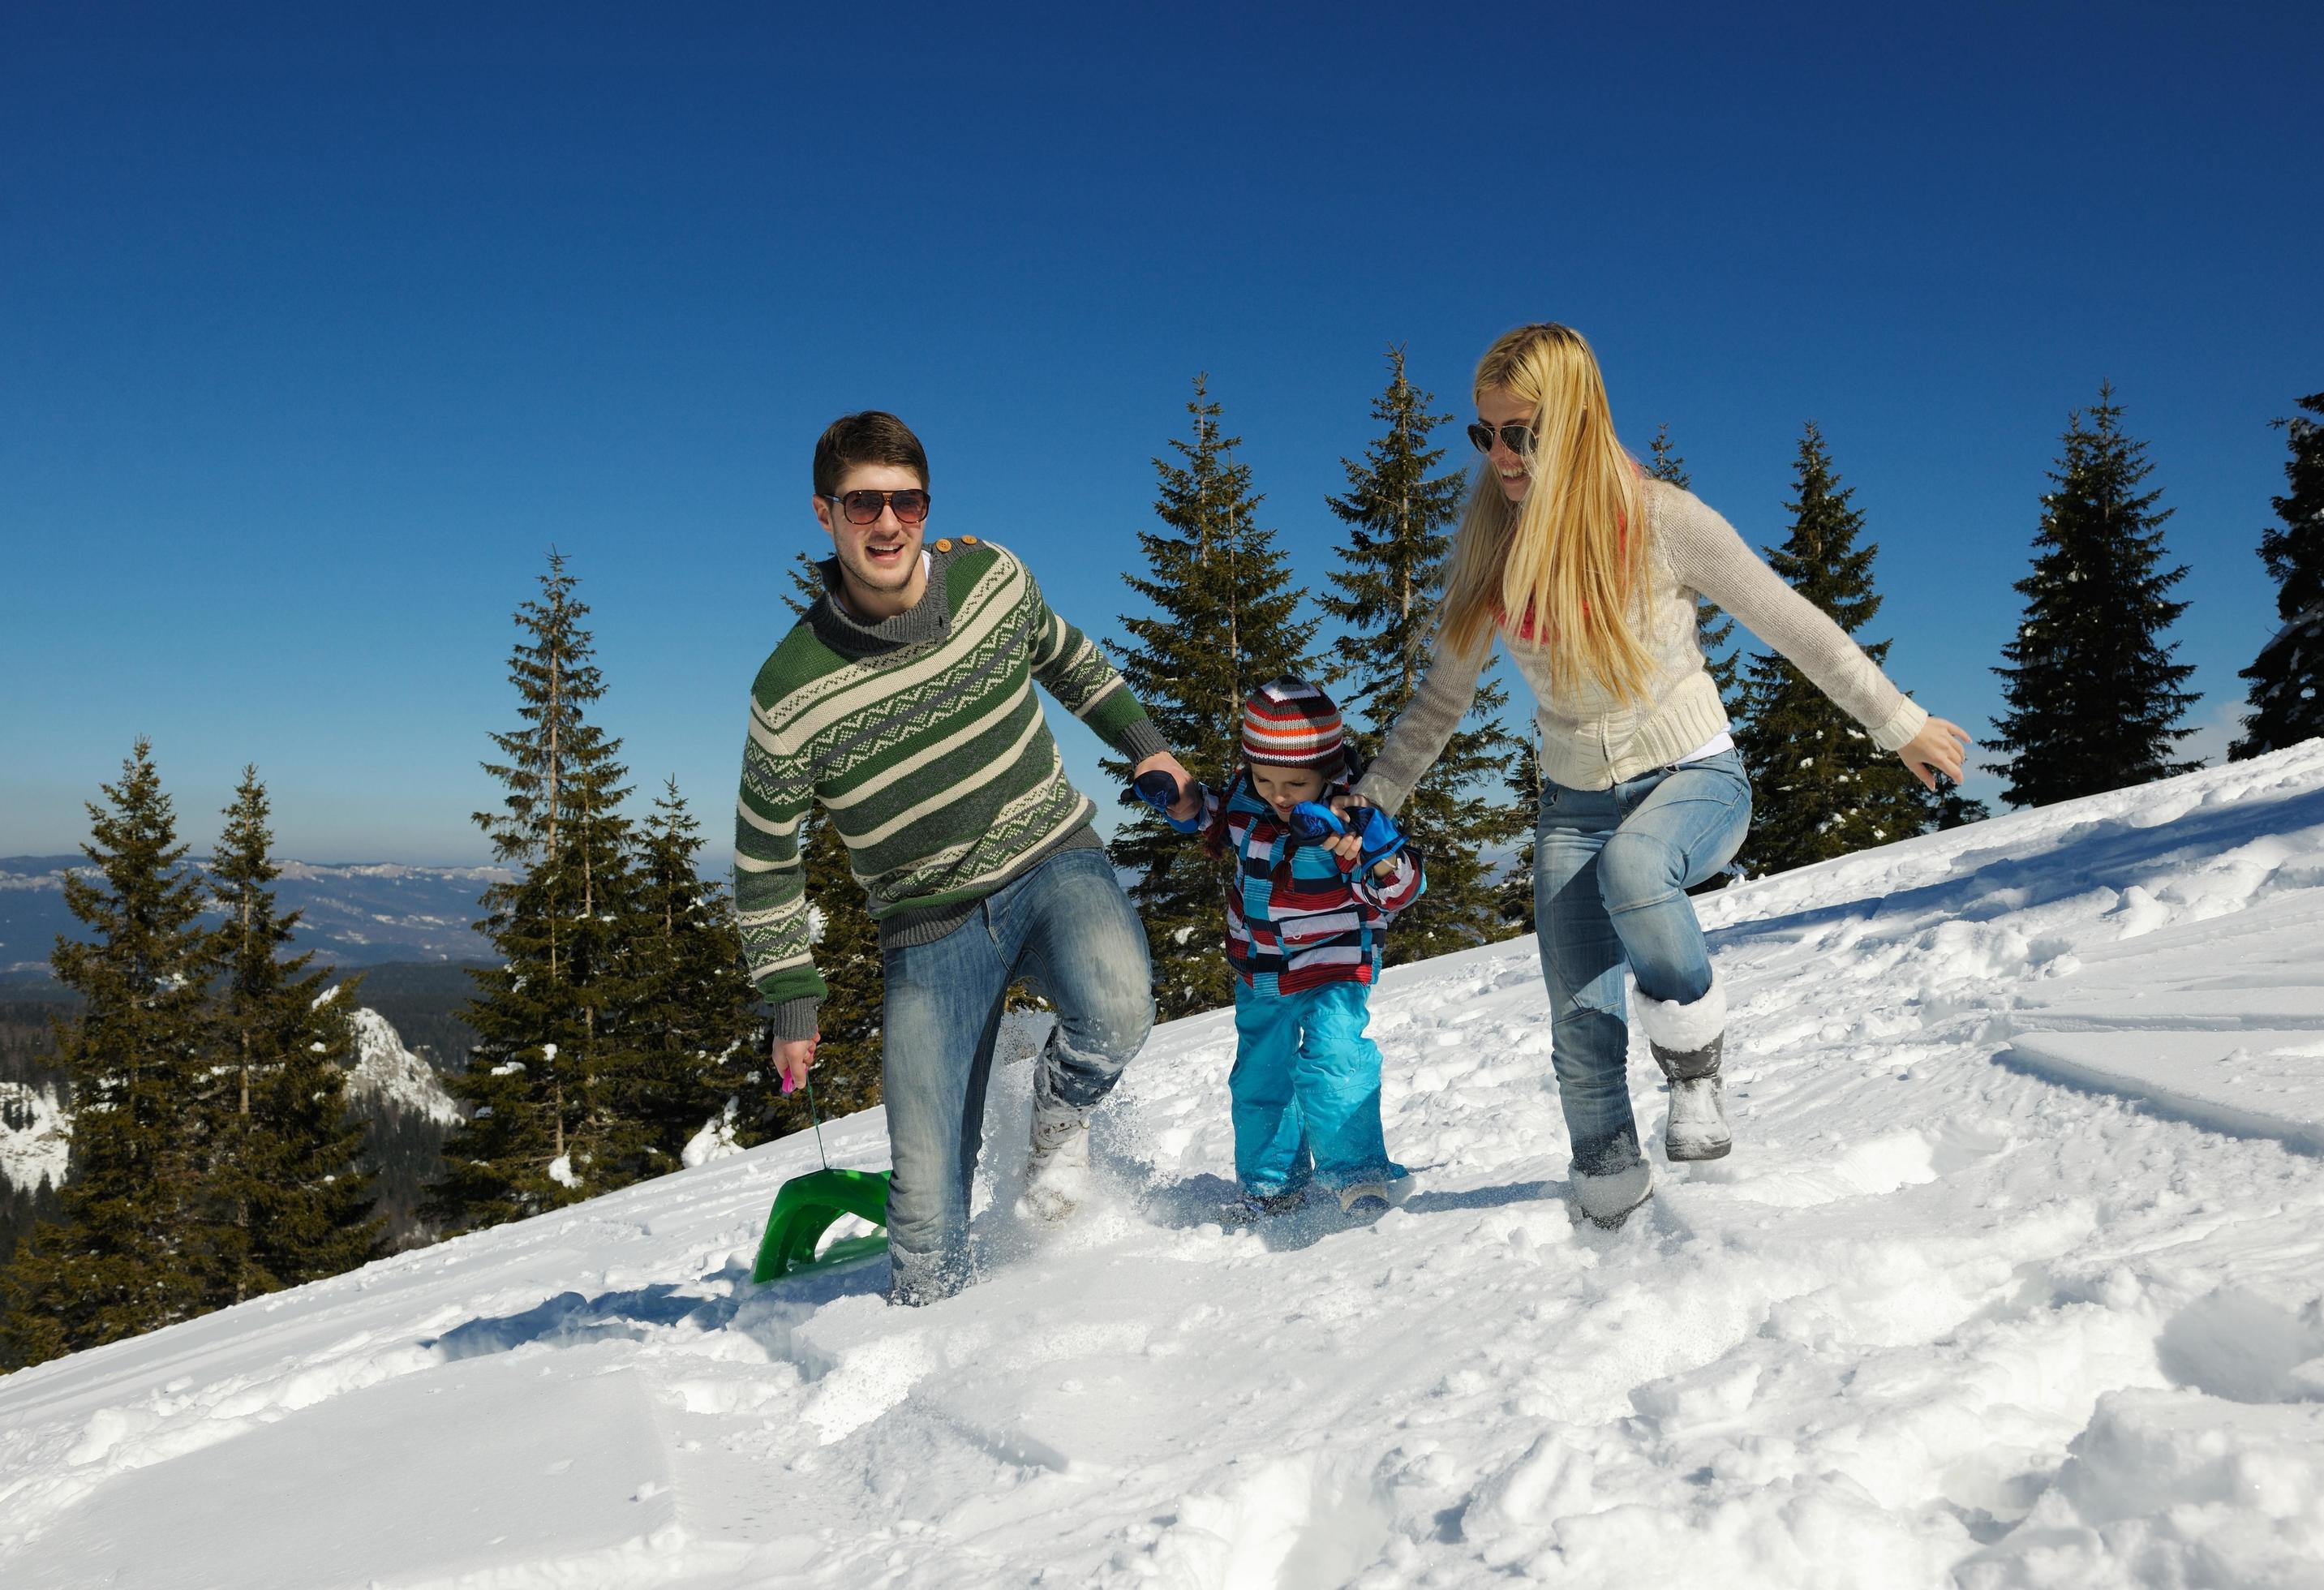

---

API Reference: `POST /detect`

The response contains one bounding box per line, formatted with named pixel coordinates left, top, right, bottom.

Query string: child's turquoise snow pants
left=1228, top=980, right=1405, bottom=1197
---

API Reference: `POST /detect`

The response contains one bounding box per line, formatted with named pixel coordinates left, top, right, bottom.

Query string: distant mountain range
left=0, top=856, right=513, bottom=979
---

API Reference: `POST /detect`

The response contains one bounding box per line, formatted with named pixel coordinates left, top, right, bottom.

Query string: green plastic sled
left=751, top=1167, right=892, bottom=1283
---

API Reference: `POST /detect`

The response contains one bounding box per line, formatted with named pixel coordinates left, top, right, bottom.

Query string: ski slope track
left=5, top=744, right=2324, bottom=1588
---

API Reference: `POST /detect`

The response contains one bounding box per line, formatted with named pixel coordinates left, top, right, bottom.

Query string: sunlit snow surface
left=4, top=744, right=2324, bottom=1588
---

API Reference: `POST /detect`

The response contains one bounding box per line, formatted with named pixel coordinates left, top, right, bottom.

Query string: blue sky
left=5, top=3, right=2318, bottom=864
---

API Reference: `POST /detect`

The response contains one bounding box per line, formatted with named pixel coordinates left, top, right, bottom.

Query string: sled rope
left=804, top=1066, right=831, bottom=1172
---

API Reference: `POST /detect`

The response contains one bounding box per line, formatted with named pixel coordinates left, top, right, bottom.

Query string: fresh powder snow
left=2, top=744, right=2322, bottom=1587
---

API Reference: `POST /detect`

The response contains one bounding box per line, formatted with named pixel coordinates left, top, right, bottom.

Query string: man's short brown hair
left=813, top=410, right=929, bottom=499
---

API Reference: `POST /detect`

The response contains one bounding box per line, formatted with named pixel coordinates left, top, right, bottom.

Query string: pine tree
left=1647, top=424, right=1742, bottom=711
left=1933, top=783, right=1991, bottom=831
left=204, top=767, right=381, bottom=1304
left=1733, top=424, right=1934, bottom=874
left=2232, top=391, right=2324, bottom=759
left=0, top=1167, right=61, bottom=1282
left=1988, top=385, right=2198, bottom=806
left=1321, top=347, right=1526, bottom=962
left=1, top=741, right=212, bottom=1366
left=430, top=552, right=647, bottom=1233
left=623, top=779, right=764, bottom=1169
left=784, top=548, right=825, bottom=612
left=1110, top=376, right=1317, bottom=1016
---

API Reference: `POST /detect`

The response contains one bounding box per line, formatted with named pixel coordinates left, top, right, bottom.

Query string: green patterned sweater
left=735, top=539, right=1166, bottom=1038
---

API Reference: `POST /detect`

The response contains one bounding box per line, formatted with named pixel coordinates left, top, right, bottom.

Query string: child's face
left=1248, top=762, right=1327, bottom=823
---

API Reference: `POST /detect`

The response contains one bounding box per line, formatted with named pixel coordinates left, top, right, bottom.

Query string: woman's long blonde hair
left=1436, top=323, right=1654, bottom=703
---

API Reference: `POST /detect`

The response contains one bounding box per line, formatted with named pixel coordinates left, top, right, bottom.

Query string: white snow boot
left=1635, top=978, right=1732, bottom=1162
left=1336, top=1181, right=1391, bottom=1217
left=1570, top=1144, right=1653, bottom=1229
left=1021, top=1084, right=1094, bottom=1223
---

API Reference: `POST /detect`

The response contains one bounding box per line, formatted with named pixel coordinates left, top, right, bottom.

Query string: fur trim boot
left=1570, top=1132, right=1653, bottom=1229
left=1635, top=978, right=1732, bottom=1162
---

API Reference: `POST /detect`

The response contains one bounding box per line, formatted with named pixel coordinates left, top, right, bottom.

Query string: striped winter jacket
left=1197, top=767, right=1426, bottom=995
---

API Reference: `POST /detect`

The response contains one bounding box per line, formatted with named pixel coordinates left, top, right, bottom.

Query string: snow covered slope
left=2, top=744, right=2322, bottom=1588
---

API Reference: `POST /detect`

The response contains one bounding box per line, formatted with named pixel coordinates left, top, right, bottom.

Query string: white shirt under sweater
left=1358, top=478, right=1929, bottom=809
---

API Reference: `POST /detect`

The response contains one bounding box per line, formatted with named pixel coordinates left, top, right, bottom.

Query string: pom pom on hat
left=1241, top=677, right=1345, bottom=767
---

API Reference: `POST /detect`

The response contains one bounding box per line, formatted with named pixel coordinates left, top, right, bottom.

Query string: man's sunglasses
left=1467, top=421, right=1536, bottom=457
left=823, top=489, right=931, bottom=526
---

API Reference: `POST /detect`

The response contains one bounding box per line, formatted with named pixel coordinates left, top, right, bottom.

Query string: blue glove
left=1291, top=801, right=1405, bottom=866
left=1132, top=770, right=1204, bottom=834
left=1287, top=801, right=1346, bottom=840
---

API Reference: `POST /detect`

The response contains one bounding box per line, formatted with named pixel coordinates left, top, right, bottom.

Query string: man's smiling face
left=813, top=461, right=929, bottom=617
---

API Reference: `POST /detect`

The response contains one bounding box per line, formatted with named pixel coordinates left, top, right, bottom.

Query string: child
left=1141, top=677, right=1425, bottom=1218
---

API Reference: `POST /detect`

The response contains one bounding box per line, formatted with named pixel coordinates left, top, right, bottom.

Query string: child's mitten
left=1290, top=801, right=1406, bottom=866
left=1287, top=801, right=1345, bottom=840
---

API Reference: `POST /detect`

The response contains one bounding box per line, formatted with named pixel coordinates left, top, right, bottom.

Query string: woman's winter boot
left=1635, top=978, right=1731, bottom=1162
left=1570, top=1132, right=1652, bottom=1228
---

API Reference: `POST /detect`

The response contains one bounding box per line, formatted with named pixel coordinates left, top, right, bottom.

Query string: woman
left=1340, top=323, right=1969, bottom=1229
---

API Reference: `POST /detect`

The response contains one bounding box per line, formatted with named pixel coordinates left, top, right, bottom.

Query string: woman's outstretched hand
left=1899, top=716, right=1973, bottom=791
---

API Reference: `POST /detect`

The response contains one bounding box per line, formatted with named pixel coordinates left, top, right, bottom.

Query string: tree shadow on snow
left=1398, top=1180, right=1562, bottom=1215
left=1136, top=1171, right=1570, bottom=1253
left=423, top=1283, right=740, bottom=1360
left=1135, top=1171, right=1249, bottom=1230
left=421, top=1251, right=890, bottom=1362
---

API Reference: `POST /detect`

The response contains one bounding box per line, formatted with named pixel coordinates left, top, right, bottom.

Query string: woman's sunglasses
left=1467, top=421, right=1536, bottom=457
left=823, top=489, right=932, bottom=526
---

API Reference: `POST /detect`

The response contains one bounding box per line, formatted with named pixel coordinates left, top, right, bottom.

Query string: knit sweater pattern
left=734, top=539, right=1166, bottom=1038
left=1360, top=479, right=1931, bottom=811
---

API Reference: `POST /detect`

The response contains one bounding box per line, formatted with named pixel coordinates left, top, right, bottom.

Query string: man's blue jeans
left=1534, top=749, right=1751, bottom=1177
left=879, top=846, right=1153, bottom=1304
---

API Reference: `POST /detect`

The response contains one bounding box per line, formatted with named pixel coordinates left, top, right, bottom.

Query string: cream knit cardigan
left=1357, top=478, right=1930, bottom=810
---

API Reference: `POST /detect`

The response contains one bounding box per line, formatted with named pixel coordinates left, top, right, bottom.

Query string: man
left=736, top=410, right=1196, bottom=1304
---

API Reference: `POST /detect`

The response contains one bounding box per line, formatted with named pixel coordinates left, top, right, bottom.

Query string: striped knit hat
left=1241, top=677, right=1345, bottom=767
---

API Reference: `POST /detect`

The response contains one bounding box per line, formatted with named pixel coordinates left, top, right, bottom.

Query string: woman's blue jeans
left=1534, top=749, right=1751, bottom=1176
left=878, top=846, right=1154, bottom=1303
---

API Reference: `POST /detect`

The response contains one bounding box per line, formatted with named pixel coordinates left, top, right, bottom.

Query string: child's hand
left=1294, top=801, right=1404, bottom=866
left=1306, top=792, right=1364, bottom=862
